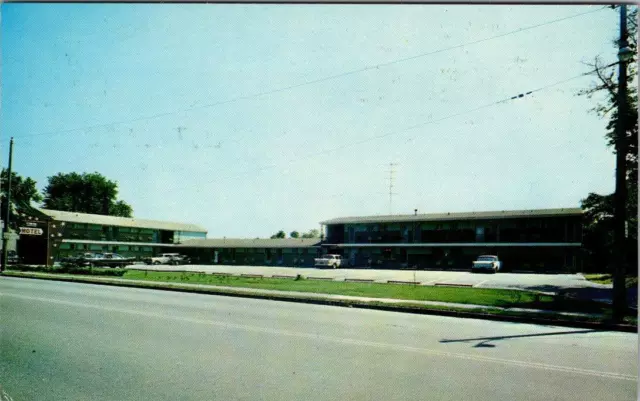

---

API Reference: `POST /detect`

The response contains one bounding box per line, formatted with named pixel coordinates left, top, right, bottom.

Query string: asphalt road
left=1, top=277, right=636, bottom=401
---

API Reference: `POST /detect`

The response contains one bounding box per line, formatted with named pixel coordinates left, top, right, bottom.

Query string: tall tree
left=42, top=172, right=133, bottom=217
left=301, top=229, right=320, bottom=238
left=289, top=231, right=300, bottom=238
left=270, top=230, right=286, bottom=239
left=0, top=169, right=43, bottom=229
left=578, top=6, right=638, bottom=275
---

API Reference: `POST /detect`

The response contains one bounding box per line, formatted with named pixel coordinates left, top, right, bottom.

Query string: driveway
left=127, top=263, right=612, bottom=294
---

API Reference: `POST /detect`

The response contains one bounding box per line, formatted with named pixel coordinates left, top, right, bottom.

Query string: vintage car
left=471, top=255, right=502, bottom=273
left=314, top=254, right=346, bottom=269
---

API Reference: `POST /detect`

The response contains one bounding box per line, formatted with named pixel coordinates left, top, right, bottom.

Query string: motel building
left=320, top=208, right=584, bottom=272
left=14, top=206, right=583, bottom=273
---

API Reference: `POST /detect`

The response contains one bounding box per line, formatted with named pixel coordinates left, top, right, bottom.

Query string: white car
left=471, top=255, right=502, bottom=273
left=314, top=254, right=345, bottom=269
left=145, top=253, right=182, bottom=265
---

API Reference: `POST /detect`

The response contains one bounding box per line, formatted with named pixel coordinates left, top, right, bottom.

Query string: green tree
left=270, top=230, right=286, bottom=239
left=289, top=231, right=300, bottom=238
left=0, top=169, right=43, bottom=229
left=301, top=229, right=320, bottom=238
left=42, top=172, right=133, bottom=217
left=579, top=6, right=638, bottom=273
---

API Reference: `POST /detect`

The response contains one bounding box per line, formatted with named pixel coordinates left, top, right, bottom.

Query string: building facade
left=14, top=206, right=584, bottom=272
left=320, top=208, right=583, bottom=272
left=17, top=209, right=208, bottom=265
left=169, top=238, right=322, bottom=266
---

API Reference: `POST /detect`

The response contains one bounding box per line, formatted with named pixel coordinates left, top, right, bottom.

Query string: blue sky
left=0, top=4, right=625, bottom=237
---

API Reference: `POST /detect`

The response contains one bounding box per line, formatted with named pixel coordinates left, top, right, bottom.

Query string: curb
left=435, top=283, right=475, bottom=287
left=2, top=272, right=636, bottom=333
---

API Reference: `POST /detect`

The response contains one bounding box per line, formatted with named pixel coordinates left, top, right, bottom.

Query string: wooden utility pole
left=612, top=4, right=630, bottom=322
left=1, top=138, right=14, bottom=272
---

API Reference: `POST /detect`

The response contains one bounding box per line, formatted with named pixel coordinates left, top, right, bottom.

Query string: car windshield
left=477, top=256, right=496, bottom=262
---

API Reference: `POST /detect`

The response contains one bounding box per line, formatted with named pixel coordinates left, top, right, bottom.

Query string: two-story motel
left=319, top=208, right=583, bottom=272
left=15, top=206, right=583, bottom=272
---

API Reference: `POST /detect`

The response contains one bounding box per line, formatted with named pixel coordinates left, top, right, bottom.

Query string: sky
left=0, top=4, right=628, bottom=238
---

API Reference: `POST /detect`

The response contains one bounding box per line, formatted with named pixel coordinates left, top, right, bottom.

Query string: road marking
left=474, top=280, right=490, bottom=288
left=2, top=292, right=636, bottom=382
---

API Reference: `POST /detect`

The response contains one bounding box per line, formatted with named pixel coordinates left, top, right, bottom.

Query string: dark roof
left=320, top=208, right=583, bottom=225
left=175, top=238, right=321, bottom=248
left=39, top=209, right=207, bottom=233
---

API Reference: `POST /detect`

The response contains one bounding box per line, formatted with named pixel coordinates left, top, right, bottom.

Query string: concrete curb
left=435, top=283, right=475, bottom=287
left=2, top=272, right=636, bottom=333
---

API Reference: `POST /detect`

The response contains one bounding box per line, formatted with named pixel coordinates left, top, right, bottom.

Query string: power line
left=7, top=6, right=607, bottom=142
left=130, top=62, right=619, bottom=201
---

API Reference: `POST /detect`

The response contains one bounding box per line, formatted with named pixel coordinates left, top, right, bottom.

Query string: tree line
left=1, top=171, right=133, bottom=231
left=270, top=229, right=320, bottom=239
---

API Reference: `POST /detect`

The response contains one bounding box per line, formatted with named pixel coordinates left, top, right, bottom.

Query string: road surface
left=1, top=277, right=636, bottom=401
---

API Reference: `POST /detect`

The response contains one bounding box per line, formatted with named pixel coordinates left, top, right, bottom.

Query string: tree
left=0, top=169, right=43, bottom=230
left=42, top=172, right=133, bottom=217
left=578, top=6, right=638, bottom=275
left=580, top=193, right=614, bottom=271
left=301, top=229, right=320, bottom=238
left=289, top=231, right=300, bottom=238
left=110, top=200, right=133, bottom=218
left=270, top=230, right=286, bottom=239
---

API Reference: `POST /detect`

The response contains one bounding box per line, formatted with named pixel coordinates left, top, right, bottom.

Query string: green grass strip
left=123, top=270, right=608, bottom=314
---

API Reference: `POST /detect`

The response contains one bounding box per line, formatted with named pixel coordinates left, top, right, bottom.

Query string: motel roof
left=320, top=208, right=583, bottom=225
left=39, top=209, right=207, bottom=233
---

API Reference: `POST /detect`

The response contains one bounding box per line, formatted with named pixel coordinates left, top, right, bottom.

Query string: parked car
left=471, top=255, right=502, bottom=273
left=314, top=254, right=345, bottom=269
left=144, top=253, right=190, bottom=265
left=96, top=253, right=135, bottom=268
left=167, top=254, right=191, bottom=265
left=61, top=252, right=96, bottom=267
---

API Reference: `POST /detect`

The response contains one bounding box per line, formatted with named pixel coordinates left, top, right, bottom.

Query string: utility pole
left=612, top=4, right=631, bottom=322
left=387, top=163, right=398, bottom=215
left=1, top=137, right=14, bottom=273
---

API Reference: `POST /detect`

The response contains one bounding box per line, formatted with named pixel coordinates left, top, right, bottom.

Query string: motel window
left=118, top=246, right=130, bottom=251
left=60, top=243, right=71, bottom=250
left=142, top=247, right=153, bottom=252
left=89, top=245, right=102, bottom=251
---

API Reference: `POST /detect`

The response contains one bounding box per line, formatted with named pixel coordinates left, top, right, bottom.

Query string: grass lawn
left=122, top=270, right=608, bottom=314
left=583, top=274, right=638, bottom=288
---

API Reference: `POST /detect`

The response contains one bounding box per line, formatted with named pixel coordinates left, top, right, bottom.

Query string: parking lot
left=127, top=263, right=609, bottom=294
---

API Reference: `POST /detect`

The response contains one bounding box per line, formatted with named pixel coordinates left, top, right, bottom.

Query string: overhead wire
left=5, top=6, right=607, bottom=143
left=132, top=61, right=620, bottom=203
